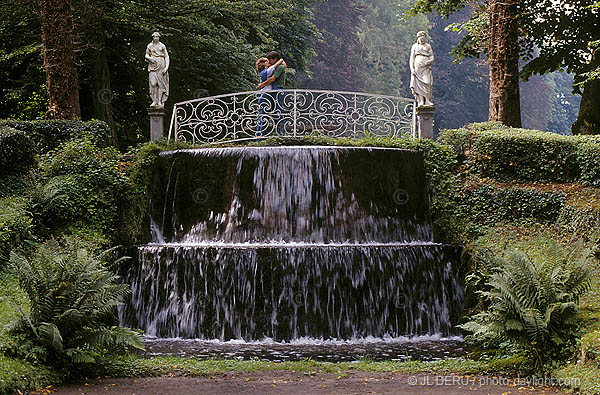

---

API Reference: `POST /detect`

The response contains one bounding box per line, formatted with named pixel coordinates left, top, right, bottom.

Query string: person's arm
left=273, top=58, right=286, bottom=69
left=258, top=74, right=277, bottom=90
left=257, top=60, right=287, bottom=89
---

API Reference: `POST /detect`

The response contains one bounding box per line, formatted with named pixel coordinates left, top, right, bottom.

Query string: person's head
left=417, top=31, right=427, bottom=44
left=152, top=32, right=161, bottom=42
left=267, top=51, right=281, bottom=65
left=256, top=57, right=269, bottom=72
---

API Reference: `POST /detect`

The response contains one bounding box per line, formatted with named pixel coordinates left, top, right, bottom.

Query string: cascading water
left=119, top=146, right=464, bottom=342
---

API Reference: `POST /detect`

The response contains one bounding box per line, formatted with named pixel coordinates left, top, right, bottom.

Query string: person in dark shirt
left=258, top=51, right=286, bottom=90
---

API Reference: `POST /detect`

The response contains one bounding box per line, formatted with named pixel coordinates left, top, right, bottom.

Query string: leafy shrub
left=0, top=120, right=111, bottom=154
left=118, top=142, right=163, bottom=245
left=558, top=205, right=600, bottom=245
left=0, top=197, right=33, bottom=267
left=459, top=185, right=566, bottom=225
left=460, top=246, right=592, bottom=372
left=0, top=127, right=35, bottom=177
left=577, top=140, right=600, bottom=187
left=438, top=121, right=509, bottom=156
left=439, top=122, right=600, bottom=185
left=8, top=238, right=144, bottom=367
left=36, top=138, right=127, bottom=237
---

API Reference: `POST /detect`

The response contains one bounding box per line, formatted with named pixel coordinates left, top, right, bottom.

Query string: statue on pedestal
left=146, top=32, right=170, bottom=108
left=410, top=31, right=434, bottom=107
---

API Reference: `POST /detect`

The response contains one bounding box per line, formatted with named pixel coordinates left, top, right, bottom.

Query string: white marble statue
left=146, top=32, right=170, bottom=108
left=410, top=31, right=434, bottom=107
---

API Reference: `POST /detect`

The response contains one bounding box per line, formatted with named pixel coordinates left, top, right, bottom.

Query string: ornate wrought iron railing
left=168, top=89, right=416, bottom=144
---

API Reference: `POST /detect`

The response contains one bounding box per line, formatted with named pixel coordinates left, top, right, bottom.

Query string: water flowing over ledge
left=119, top=146, right=464, bottom=342
left=149, top=146, right=433, bottom=244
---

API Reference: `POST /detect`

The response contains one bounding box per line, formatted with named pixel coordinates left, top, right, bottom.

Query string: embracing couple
left=256, top=51, right=286, bottom=91
left=255, top=51, right=287, bottom=134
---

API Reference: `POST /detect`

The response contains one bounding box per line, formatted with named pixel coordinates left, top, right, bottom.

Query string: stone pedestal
left=416, top=105, right=435, bottom=139
left=148, top=107, right=165, bottom=141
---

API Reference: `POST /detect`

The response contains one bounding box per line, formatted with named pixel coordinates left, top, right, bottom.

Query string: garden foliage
left=0, top=127, right=35, bottom=177
left=460, top=245, right=593, bottom=371
left=36, top=137, right=127, bottom=237
left=0, top=120, right=111, bottom=154
left=8, top=238, right=144, bottom=367
left=439, top=122, right=600, bottom=184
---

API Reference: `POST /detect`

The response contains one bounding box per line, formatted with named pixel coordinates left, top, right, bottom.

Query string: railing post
left=412, top=101, right=417, bottom=138
left=353, top=93, right=357, bottom=138
left=293, top=90, right=297, bottom=136
left=167, top=104, right=175, bottom=142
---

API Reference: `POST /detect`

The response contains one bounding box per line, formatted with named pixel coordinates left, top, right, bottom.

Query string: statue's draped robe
left=410, top=43, right=433, bottom=103
left=147, top=43, right=169, bottom=104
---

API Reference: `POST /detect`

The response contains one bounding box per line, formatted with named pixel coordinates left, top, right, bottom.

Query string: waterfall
left=119, top=146, right=464, bottom=340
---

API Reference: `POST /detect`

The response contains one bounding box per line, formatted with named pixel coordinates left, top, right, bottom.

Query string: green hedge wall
left=0, top=128, right=35, bottom=177
left=458, top=184, right=566, bottom=225
left=439, top=122, right=600, bottom=185
left=0, top=120, right=111, bottom=154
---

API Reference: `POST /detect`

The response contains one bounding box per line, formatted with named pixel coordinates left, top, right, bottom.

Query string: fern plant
left=460, top=244, right=592, bottom=372
left=8, top=238, right=143, bottom=366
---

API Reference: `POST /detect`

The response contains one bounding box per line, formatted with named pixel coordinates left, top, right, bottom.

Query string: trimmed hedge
left=459, top=184, right=566, bottom=225
left=0, top=127, right=35, bottom=177
left=577, top=141, right=600, bottom=187
left=439, top=122, right=600, bottom=184
left=0, top=120, right=111, bottom=154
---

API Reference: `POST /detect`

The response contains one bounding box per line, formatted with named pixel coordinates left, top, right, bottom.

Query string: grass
left=68, top=353, right=532, bottom=380
left=0, top=272, right=28, bottom=327
left=0, top=271, right=61, bottom=394
left=0, top=354, right=60, bottom=394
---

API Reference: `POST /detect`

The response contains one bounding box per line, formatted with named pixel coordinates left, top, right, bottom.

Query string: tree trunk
left=572, top=54, right=600, bottom=135
left=40, top=0, right=81, bottom=119
left=91, top=48, right=118, bottom=146
left=488, top=0, right=521, bottom=127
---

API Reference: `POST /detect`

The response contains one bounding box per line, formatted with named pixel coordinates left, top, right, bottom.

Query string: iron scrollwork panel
left=172, top=90, right=415, bottom=144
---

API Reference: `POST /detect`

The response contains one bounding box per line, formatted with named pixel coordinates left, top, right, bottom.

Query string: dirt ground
left=47, top=371, right=567, bottom=395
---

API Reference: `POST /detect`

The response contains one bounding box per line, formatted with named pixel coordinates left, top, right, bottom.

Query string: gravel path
left=48, top=371, right=567, bottom=395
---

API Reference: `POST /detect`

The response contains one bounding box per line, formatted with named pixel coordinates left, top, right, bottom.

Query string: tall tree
left=520, top=0, right=600, bottom=134
left=487, top=0, right=521, bottom=126
left=436, top=0, right=600, bottom=133
left=572, top=53, right=600, bottom=134
left=39, top=0, right=80, bottom=119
